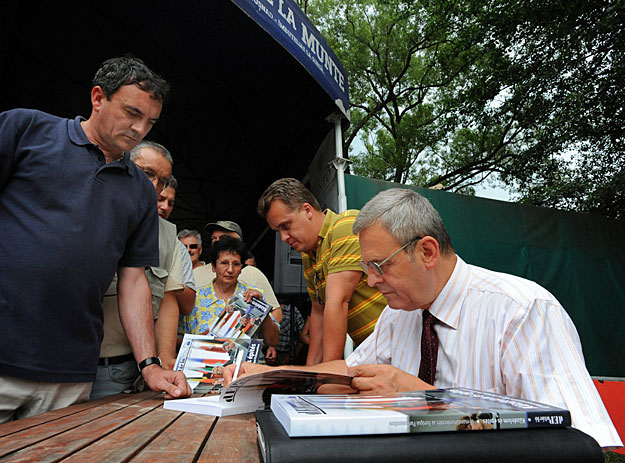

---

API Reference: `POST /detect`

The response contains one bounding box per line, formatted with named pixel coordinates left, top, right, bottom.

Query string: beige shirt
left=193, top=264, right=280, bottom=310
left=100, top=218, right=184, bottom=357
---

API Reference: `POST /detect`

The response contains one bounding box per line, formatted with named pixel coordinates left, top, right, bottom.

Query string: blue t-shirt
left=0, top=109, right=159, bottom=382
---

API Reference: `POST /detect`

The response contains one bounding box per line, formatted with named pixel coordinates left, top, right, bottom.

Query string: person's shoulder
left=468, top=263, right=556, bottom=306
left=1, top=108, right=63, bottom=126
left=158, top=217, right=178, bottom=237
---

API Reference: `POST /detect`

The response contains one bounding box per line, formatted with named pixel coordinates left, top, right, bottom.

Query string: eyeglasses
left=358, top=236, right=422, bottom=276
left=184, top=243, right=198, bottom=249
left=136, top=165, right=169, bottom=190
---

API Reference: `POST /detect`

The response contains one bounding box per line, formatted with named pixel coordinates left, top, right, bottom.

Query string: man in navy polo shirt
left=0, top=56, right=191, bottom=422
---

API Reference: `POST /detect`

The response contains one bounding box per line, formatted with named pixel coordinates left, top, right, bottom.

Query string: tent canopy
left=0, top=0, right=348, bottom=269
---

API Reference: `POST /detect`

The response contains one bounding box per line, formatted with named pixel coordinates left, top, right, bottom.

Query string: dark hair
left=92, top=56, right=170, bottom=101
left=257, top=178, right=321, bottom=218
left=167, top=174, right=178, bottom=191
left=207, top=236, right=249, bottom=265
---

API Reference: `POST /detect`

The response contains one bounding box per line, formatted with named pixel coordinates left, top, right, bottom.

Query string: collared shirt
left=0, top=109, right=158, bottom=382
left=302, top=209, right=386, bottom=345
left=346, top=256, right=622, bottom=447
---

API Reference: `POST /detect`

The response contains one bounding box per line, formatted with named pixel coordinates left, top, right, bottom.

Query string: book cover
left=270, top=388, right=572, bottom=437
left=173, top=334, right=262, bottom=392
left=254, top=410, right=602, bottom=463
left=164, top=368, right=353, bottom=417
left=208, top=294, right=273, bottom=339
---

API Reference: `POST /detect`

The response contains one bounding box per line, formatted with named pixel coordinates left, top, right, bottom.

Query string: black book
left=254, top=410, right=603, bottom=463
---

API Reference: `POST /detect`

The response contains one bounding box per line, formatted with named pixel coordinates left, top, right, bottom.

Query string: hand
left=222, top=362, right=273, bottom=385
left=242, top=288, right=263, bottom=303
left=347, top=364, right=435, bottom=394
left=160, top=355, right=176, bottom=370
left=266, top=346, right=277, bottom=362
left=142, top=364, right=192, bottom=399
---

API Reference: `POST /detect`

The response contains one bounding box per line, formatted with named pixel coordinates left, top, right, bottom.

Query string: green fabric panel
left=345, top=174, right=625, bottom=377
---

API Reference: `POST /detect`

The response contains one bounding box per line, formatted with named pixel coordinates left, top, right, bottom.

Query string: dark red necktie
left=418, top=309, right=439, bottom=385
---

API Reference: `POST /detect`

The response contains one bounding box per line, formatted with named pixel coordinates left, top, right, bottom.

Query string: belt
left=98, top=353, right=135, bottom=366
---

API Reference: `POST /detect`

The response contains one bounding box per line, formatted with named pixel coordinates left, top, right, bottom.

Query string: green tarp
left=345, top=174, right=625, bottom=377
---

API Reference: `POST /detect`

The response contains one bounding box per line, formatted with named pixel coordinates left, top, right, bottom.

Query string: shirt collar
left=427, top=255, right=471, bottom=330
left=305, top=208, right=336, bottom=260
left=68, top=116, right=133, bottom=173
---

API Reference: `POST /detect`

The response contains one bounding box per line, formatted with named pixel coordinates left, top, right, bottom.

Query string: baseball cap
left=204, top=220, right=243, bottom=239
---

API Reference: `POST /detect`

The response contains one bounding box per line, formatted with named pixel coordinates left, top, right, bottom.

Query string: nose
left=279, top=230, right=289, bottom=242
left=367, top=271, right=382, bottom=287
left=131, top=118, right=151, bottom=138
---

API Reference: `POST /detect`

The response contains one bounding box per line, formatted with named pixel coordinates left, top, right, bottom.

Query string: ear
left=301, top=202, right=314, bottom=219
left=419, top=236, right=440, bottom=269
left=91, top=86, right=106, bottom=112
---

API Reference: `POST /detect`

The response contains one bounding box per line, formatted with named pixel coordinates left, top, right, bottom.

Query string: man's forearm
left=306, top=303, right=324, bottom=365
left=322, top=300, right=348, bottom=362
left=175, top=286, right=196, bottom=315
left=155, top=291, right=180, bottom=368
left=260, top=316, right=279, bottom=347
left=117, top=267, right=157, bottom=364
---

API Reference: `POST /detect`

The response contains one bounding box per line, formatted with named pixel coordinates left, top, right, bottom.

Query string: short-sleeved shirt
left=0, top=109, right=159, bottom=382
left=183, top=280, right=257, bottom=335
left=100, top=217, right=184, bottom=358
left=302, top=209, right=386, bottom=345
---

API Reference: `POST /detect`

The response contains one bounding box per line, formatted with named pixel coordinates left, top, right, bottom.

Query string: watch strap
left=138, top=356, right=161, bottom=372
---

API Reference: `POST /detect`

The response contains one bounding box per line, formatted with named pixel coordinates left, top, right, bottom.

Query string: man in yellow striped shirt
left=258, top=178, right=386, bottom=365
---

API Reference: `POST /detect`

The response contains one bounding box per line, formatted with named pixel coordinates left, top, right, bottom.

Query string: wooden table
left=0, top=392, right=260, bottom=463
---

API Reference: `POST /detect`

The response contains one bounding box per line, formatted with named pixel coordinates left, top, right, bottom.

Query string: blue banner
left=231, top=0, right=350, bottom=117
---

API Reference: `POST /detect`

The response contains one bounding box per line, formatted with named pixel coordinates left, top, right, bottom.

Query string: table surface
left=0, top=391, right=260, bottom=463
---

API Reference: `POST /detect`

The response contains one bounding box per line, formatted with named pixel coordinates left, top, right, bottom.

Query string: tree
left=299, top=0, right=625, bottom=218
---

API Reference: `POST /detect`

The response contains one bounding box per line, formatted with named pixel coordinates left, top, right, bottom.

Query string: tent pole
left=328, top=112, right=354, bottom=357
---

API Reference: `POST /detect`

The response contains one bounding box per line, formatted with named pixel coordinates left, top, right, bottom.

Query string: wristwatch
left=137, top=356, right=162, bottom=372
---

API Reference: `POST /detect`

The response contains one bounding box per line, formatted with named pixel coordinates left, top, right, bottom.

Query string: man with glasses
left=257, top=178, right=387, bottom=365
left=0, top=57, right=190, bottom=422
left=228, top=188, right=621, bottom=448
left=91, top=141, right=189, bottom=399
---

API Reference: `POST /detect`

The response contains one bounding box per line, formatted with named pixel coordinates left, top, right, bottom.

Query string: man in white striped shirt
left=226, top=188, right=621, bottom=448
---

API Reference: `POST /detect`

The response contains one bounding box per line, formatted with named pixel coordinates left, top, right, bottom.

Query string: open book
left=271, top=388, right=572, bottom=437
left=173, top=334, right=262, bottom=392
left=163, top=369, right=353, bottom=417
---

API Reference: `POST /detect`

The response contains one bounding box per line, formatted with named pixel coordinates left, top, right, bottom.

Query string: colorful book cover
left=173, top=334, right=262, bottom=392
left=270, top=388, right=572, bottom=437
left=208, top=295, right=273, bottom=339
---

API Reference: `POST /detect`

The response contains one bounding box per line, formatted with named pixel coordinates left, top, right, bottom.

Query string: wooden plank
left=198, top=414, right=260, bottom=463
left=0, top=393, right=129, bottom=438
left=0, top=392, right=160, bottom=458
left=62, top=407, right=184, bottom=463
left=0, top=397, right=165, bottom=462
left=126, top=412, right=217, bottom=463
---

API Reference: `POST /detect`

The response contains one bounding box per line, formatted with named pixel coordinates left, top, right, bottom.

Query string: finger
left=223, top=364, right=236, bottom=385
left=347, top=364, right=376, bottom=378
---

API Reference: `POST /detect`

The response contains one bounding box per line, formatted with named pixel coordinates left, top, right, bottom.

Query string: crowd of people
left=0, top=56, right=620, bottom=450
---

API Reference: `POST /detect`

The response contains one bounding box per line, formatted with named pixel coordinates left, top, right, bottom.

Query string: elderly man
left=178, top=229, right=204, bottom=269
left=227, top=188, right=621, bottom=448
left=157, top=175, right=196, bottom=316
left=0, top=57, right=190, bottom=422
left=257, top=178, right=386, bottom=364
left=91, top=141, right=187, bottom=399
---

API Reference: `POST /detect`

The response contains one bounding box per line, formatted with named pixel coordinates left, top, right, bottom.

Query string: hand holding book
left=348, top=364, right=436, bottom=393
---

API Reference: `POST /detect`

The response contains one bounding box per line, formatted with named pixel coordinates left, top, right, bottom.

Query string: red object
left=594, top=379, right=625, bottom=454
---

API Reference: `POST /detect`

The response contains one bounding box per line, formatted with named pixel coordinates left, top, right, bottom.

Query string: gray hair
left=177, top=229, right=202, bottom=247
left=129, top=140, right=173, bottom=165
left=166, top=174, right=178, bottom=191
left=353, top=189, right=453, bottom=255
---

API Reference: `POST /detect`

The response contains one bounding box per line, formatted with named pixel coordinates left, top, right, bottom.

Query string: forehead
left=266, top=199, right=300, bottom=228
left=160, top=187, right=175, bottom=201
left=359, top=223, right=399, bottom=261
left=135, top=147, right=171, bottom=172
left=112, top=84, right=162, bottom=111
left=217, top=250, right=241, bottom=261
left=180, top=235, right=198, bottom=244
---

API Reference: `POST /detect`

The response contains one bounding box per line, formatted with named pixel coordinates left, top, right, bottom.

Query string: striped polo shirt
left=302, top=209, right=387, bottom=345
